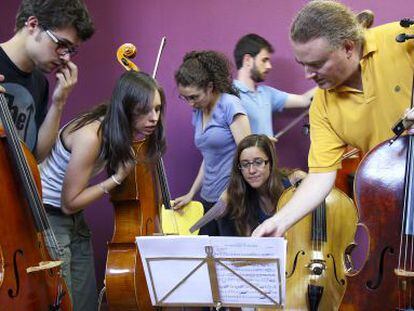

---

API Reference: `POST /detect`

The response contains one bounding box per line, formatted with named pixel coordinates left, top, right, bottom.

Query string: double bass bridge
left=307, top=259, right=326, bottom=276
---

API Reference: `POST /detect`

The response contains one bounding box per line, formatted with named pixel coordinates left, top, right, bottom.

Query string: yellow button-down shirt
left=308, top=22, right=414, bottom=173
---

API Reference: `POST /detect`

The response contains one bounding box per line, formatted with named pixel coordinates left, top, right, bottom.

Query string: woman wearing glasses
left=174, top=50, right=251, bottom=236
left=190, top=134, right=305, bottom=236
left=217, top=134, right=300, bottom=236
left=40, top=71, right=166, bottom=310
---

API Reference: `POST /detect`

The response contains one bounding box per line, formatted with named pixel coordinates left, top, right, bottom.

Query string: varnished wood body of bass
left=106, top=140, right=160, bottom=311
left=340, top=137, right=407, bottom=310
left=276, top=187, right=358, bottom=311
left=0, top=133, right=72, bottom=311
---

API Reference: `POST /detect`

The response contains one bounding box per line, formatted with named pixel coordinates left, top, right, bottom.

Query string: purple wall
left=1, top=0, right=413, bottom=290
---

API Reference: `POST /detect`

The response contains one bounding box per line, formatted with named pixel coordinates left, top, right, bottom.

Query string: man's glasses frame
left=45, top=29, right=78, bottom=57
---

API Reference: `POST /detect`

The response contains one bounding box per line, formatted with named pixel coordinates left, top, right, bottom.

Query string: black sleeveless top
left=217, top=178, right=291, bottom=236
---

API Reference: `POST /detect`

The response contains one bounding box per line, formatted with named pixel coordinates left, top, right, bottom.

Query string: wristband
left=111, top=175, right=122, bottom=185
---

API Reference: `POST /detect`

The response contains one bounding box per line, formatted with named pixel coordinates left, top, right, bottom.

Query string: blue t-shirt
left=233, top=79, right=288, bottom=136
left=192, top=93, right=246, bottom=202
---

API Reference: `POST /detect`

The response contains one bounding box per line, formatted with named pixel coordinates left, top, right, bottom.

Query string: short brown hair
left=15, top=0, right=94, bottom=41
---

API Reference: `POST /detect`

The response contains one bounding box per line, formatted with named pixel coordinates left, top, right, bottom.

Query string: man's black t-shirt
left=0, top=46, right=48, bottom=152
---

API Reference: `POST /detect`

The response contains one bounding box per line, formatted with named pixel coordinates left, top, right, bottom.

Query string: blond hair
left=290, top=0, right=364, bottom=49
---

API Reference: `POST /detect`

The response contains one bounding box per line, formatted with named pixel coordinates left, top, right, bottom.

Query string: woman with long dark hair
left=39, top=70, right=166, bottom=310
left=192, top=134, right=306, bottom=236
left=173, top=50, right=251, bottom=236
left=190, top=134, right=305, bottom=237
left=219, top=134, right=291, bottom=236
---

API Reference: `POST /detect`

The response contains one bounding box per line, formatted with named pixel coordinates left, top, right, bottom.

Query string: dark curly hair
left=174, top=50, right=238, bottom=97
left=15, top=0, right=94, bottom=41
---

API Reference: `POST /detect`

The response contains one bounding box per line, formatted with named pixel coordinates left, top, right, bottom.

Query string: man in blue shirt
left=233, top=34, right=314, bottom=139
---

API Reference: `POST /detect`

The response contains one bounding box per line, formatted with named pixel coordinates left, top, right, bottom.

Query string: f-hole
left=8, top=249, right=24, bottom=298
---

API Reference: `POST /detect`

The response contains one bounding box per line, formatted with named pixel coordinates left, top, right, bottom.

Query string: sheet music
left=136, top=236, right=286, bottom=307
left=136, top=236, right=212, bottom=304
left=211, top=237, right=286, bottom=306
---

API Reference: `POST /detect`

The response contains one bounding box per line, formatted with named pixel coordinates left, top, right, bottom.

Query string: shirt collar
left=233, top=79, right=251, bottom=93
left=233, top=79, right=263, bottom=94
left=329, top=30, right=376, bottom=93
left=361, top=28, right=377, bottom=59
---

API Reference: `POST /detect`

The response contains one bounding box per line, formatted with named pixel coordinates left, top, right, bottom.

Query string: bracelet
left=99, top=182, right=109, bottom=194
left=111, top=175, right=122, bottom=185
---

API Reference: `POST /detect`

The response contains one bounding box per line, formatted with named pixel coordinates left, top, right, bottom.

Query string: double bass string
left=397, top=74, right=414, bottom=309
left=157, top=158, right=180, bottom=233
left=409, top=144, right=414, bottom=308
left=151, top=36, right=181, bottom=235
left=0, top=94, right=62, bottom=259
left=0, top=94, right=44, bottom=225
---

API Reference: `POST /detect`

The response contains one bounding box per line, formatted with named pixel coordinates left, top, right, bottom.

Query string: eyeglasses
left=179, top=94, right=200, bottom=102
left=45, top=29, right=78, bottom=57
left=238, top=158, right=269, bottom=171
left=178, top=90, right=207, bottom=103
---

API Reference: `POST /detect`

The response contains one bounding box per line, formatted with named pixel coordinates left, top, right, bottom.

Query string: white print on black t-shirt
left=3, top=83, right=37, bottom=151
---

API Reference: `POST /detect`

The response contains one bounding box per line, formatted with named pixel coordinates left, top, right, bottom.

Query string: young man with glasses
left=0, top=1, right=95, bottom=311
left=0, top=0, right=94, bottom=162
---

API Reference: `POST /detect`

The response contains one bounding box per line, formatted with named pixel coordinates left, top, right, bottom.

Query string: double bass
left=105, top=41, right=203, bottom=311
left=104, top=42, right=164, bottom=311
left=339, top=19, right=414, bottom=311
left=276, top=184, right=358, bottom=310
left=105, top=138, right=161, bottom=310
left=0, top=92, right=72, bottom=310
left=339, top=135, right=411, bottom=310
left=334, top=147, right=362, bottom=198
